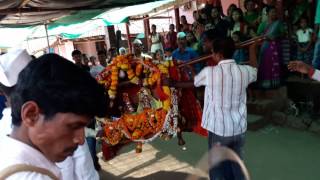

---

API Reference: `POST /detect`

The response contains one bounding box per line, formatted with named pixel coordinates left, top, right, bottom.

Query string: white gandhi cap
left=0, top=49, right=32, bottom=87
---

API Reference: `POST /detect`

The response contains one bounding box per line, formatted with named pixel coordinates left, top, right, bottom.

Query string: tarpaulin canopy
left=0, top=0, right=175, bottom=48
left=95, top=0, right=174, bottom=25
left=0, top=0, right=166, bottom=27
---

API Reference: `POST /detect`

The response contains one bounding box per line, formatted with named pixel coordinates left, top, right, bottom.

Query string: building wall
left=58, top=41, right=75, bottom=61
left=74, top=41, right=98, bottom=59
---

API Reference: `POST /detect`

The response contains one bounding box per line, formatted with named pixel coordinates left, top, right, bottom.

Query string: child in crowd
left=228, top=8, right=247, bottom=37
left=153, top=49, right=165, bottom=63
left=164, top=48, right=173, bottom=61
left=246, top=27, right=257, bottom=39
left=296, top=17, right=313, bottom=65
left=232, top=31, right=249, bottom=64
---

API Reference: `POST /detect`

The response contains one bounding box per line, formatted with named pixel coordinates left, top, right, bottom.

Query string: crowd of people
left=141, top=0, right=315, bottom=90
left=64, top=0, right=316, bottom=92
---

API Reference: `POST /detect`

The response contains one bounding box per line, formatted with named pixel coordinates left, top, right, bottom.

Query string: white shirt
left=312, top=69, right=320, bottom=81
left=0, top=108, right=99, bottom=180
left=194, top=59, right=257, bottom=137
left=0, top=107, right=12, bottom=137
left=296, top=28, right=313, bottom=43
left=0, top=135, right=62, bottom=180
left=56, top=141, right=99, bottom=180
left=150, top=33, right=163, bottom=53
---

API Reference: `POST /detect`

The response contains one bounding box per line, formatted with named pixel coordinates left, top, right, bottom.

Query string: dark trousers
left=208, top=132, right=245, bottom=180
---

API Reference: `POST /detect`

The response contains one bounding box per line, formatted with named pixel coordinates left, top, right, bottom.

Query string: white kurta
left=0, top=108, right=99, bottom=180
left=56, top=141, right=99, bottom=180
left=0, top=135, right=62, bottom=180
left=0, top=108, right=12, bottom=137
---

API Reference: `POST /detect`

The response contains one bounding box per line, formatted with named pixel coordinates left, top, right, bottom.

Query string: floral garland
left=161, top=88, right=179, bottom=137
left=97, top=55, right=178, bottom=147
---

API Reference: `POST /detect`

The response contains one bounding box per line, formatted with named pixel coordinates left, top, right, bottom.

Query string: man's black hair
left=232, top=31, right=245, bottom=41
left=0, top=84, right=13, bottom=97
left=212, top=38, right=235, bottom=59
left=11, top=54, right=108, bottom=126
left=203, top=29, right=219, bottom=41
left=244, top=0, right=256, bottom=9
left=71, top=50, right=81, bottom=57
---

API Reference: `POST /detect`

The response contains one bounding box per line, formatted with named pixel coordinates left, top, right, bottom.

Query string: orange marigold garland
left=97, top=55, right=178, bottom=148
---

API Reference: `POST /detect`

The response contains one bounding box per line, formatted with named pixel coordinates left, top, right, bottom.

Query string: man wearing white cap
left=172, top=32, right=200, bottom=72
left=0, top=51, right=105, bottom=179
left=132, top=39, right=152, bottom=59
left=0, top=49, right=32, bottom=137
left=119, top=47, right=127, bottom=55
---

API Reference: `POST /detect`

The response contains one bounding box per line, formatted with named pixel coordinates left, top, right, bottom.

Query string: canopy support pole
left=143, top=15, right=150, bottom=51
left=44, top=23, right=50, bottom=53
left=125, top=23, right=132, bottom=54
left=174, top=8, right=180, bottom=32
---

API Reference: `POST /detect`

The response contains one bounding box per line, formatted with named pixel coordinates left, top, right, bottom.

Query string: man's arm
left=194, top=67, right=208, bottom=87
left=171, top=81, right=194, bottom=88
left=162, top=77, right=194, bottom=88
left=287, top=61, right=320, bottom=81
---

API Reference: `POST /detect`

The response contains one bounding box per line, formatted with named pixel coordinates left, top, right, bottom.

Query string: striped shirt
left=194, top=59, right=257, bottom=137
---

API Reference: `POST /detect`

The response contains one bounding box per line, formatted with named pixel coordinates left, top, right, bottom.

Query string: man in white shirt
left=194, top=38, right=257, bottom=180
left=0, top=49, right=32, bottom=138
left=0, top=53, right=107, bottom=179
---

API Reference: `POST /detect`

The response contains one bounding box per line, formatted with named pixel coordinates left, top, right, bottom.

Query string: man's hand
left=288, top=61, right=312, bottom=74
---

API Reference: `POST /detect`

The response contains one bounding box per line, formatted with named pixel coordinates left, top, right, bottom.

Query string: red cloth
left=178, top=68, right=208, bottom=137
left=101, top=141, right=120, bottom=160
left=165, top=32, right=177, bottom=50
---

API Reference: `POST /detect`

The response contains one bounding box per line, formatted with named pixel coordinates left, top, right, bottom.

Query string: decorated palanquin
left=96, top=54, right=206, bottom=157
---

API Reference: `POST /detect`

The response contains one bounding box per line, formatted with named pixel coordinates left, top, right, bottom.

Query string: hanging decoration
left=96, top=54, right=178, bottom=152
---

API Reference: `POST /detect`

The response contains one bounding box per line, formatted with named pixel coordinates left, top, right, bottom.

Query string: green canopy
left=0, top=0, right=174, bottom=47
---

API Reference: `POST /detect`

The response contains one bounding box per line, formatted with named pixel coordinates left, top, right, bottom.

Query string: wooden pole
left=143, top=15, right=150, bottom=51
left=130, top=16, right=172, bottom=21
left=174, top=7, right=180, bottom=32
left=44, top=23, right=50, bottom=53
left=125, top=23, right=132, bottom=54
left=177, top=36, right=265, bottom=68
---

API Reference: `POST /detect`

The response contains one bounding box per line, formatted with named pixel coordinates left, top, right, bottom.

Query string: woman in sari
left=257, top=5, right=284, bottom=89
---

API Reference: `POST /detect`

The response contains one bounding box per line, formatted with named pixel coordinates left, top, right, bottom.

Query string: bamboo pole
left=44, top=23, right=50, bottom=53
left=177, top=36, right=265, bottom=68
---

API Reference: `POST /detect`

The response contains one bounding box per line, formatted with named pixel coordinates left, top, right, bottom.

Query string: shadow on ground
left=100, top=170, right=207, bottom=180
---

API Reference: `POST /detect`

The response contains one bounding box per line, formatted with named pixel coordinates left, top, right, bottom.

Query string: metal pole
left=44, top=23, right=50, bottom=53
